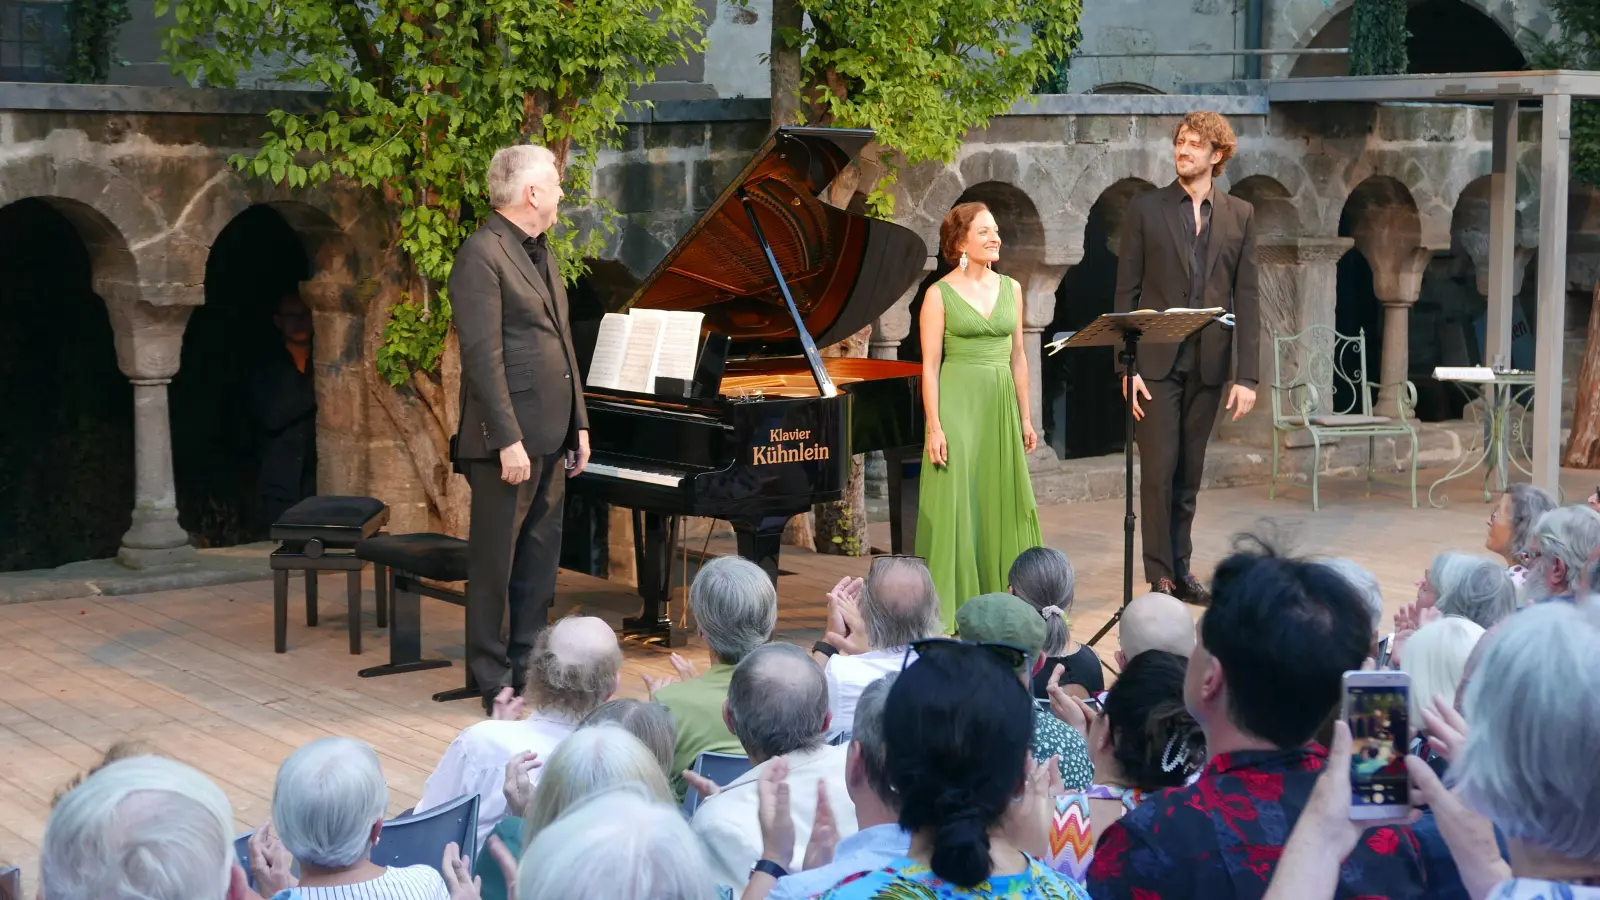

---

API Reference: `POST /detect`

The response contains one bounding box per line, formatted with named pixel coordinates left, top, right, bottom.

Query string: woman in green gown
left=915, top=201, right=1043, bottom=630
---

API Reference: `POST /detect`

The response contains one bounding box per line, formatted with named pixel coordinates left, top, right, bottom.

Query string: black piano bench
left=270, top=496, right=391, bottom=655
left=354, top=533, right=480, bottom=703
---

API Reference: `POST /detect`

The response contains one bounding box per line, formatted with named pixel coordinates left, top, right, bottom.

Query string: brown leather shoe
left=1178, top=575, right=1212, bottom=607
left=1152, top=577, right=1179, bottom=596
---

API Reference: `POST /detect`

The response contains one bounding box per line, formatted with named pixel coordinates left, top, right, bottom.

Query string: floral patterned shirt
left=820, top=855, right=1089, bottom=899
left=1085, top=745, right=1426, bottom=900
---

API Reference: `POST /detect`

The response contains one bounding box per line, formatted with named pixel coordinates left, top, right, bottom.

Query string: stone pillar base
left=118, top=543, right=199, bottom=570
left=118, top=505, right=197, bottom=569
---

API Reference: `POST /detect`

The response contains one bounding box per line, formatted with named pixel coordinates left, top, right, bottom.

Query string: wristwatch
left=812, top=640, right=839, bottom=659
left=751, top=859, right=788, bottom=880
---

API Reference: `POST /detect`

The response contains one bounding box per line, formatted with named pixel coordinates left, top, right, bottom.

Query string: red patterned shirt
left=1085, top=745, right=1425, bottom=900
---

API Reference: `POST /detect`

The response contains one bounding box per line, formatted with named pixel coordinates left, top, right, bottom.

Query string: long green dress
left=916, top=276, right=1043, bottom=630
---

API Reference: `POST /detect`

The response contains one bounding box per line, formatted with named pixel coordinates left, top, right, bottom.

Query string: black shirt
left=1030, top=643, right=1106, bottom=698
left=1173, top=190, right=1213, bottom=372
left=495, top=211, right=554, bottom=293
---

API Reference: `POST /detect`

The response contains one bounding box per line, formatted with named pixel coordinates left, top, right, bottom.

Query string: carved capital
left=107, top=300, right=194, bottom=381
left=1256, top=236, right=1355, bottom=267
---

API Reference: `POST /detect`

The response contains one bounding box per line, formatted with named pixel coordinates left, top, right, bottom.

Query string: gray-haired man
left=451, top=144, right=590, bottom=713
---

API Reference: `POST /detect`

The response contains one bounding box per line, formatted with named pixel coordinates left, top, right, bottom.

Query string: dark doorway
left=1333, top=249, right=1384, bottom=415
left=1406, top=0, right=1526, bottom=75
left=0, top=198, right=134, bottom=571
left=172, top=205, right=314, bottom=547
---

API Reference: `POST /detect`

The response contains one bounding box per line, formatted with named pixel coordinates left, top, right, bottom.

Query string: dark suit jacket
left=1113, top=181, right=1260, bottom=388
left=451, top=213, right=588, bottom=460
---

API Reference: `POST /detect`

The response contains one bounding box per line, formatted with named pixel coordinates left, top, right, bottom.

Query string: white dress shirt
left=692, top=743, right=858, bottom=892
left=414, top=711, right=577, bottom=848
left=824, top=648, right=913, bottom=741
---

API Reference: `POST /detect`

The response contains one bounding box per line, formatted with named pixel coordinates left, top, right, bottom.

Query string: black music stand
left=1047, top=310, right=1220, bottom=648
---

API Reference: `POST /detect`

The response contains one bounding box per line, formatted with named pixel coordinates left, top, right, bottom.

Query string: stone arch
left=955, top=180, right=1047, bottom=281
left=1449, top=173, right=1538, bottom=295
left=911, top=148, right=1074, bottom=266
left=1279, top=0, right=1529, bottom=79
left=1090, top=82, right=1164, bottom=95
left=1324, top=157, right=1452, bottom=249
left=0, top=196, right=136, bottom=570
left=1229, top=175, right=1303, bottom=239
left=1060, top=148, right=1173, bottom=260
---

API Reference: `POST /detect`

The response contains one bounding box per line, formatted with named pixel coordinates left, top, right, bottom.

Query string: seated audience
left=250, top=737, right=448, bottom=900
left=1485, top=484, right=1556, bottom=585
left=1399, top=615, right=1484, bottom=733
left=651, top=555, right=775, bottom=794
left=1086, top=539, right=1425, bottom=900
left=751, top=674, right=910, bottom=900
left=694, top=642, right=858, bottom=891
left=1008, top=547, right=1104, bottom=698
left=1406, top=551, right=1516, bottom=631
left=416, top=615, right=622, bottom=846
left=1320, top=557, right=1386, bottom=657
left=958, top=592, right=1094, bottom=791
left=817, top=555, right=942, bottom=740
left=1113, top=591, right=1195, bottom=669
left=820, top=640, right=1088, bottom=899
left=1082, top=649, right=1204, bottom=833
left=579, top=697, right=678, bottom=772
left=1264, top=601, right=1600, bottom=900
left=513, top=789, right=720, bottom=900
left=1520, top=505, right=1600, bottom=603
left=41, top=755, right=251, bottom=900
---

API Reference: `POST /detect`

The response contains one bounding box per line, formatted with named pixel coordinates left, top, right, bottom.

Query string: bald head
left=1117, top=592, right=1195, bottom=667
left=726, top=643, right=828, bottom=760
left=527, top=617, right=622, bottom=718
left=861, top=557, right=941, bottom=648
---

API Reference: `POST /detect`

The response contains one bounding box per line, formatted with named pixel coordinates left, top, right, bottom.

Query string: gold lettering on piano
left=751, top=432, right=830, bottom=466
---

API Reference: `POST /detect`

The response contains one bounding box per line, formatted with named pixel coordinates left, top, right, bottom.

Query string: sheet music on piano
left=586, top=308, right=704, bottom=393
left=653, top=310, right=705, bottom=382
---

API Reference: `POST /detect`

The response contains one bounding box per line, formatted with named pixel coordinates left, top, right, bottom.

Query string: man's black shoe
left=1177, top=575, right=1211, bottom=607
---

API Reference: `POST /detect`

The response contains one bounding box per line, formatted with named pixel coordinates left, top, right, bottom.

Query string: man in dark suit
left=451, top=144, right=589, bottom=713
left=1114, top=111, right=1259, bottom=606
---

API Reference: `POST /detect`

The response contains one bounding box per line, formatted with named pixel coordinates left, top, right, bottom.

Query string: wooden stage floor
left=0, top=471, right=1590, bottom=888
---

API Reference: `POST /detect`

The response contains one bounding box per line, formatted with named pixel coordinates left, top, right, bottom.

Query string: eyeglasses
left=903, top=637, right=1030, bottom=672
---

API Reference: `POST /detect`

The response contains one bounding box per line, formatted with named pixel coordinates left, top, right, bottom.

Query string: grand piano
left=569, top=126, right=930, bottom=645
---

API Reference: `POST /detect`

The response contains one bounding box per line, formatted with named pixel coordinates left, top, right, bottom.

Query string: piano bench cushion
left=355, top=533, right=470, bottom=583
left=271, top=496, right=390, bottom=543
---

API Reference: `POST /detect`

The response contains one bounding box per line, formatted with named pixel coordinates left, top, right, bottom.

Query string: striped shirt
left=270, top=865, right=450, bottom=900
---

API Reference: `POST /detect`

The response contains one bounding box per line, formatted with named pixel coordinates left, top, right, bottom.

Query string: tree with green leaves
left=1349, top=0, right=1409, bottom=76
left=155, top=0, right=704, bottom=531
left=765, top=0, right=1081, bottom=553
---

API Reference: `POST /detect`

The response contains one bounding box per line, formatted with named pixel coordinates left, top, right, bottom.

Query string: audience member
left=1113, top=591, right=1195, bottom=668
left=694, top=642, right=858, bottom=891
left=1320, top=557, right=1386, bottom=656
left=1086, top=540, right=1425, bottom=900
left=48, top=740, right=148, bottom=808
left=416, top=615, right=622, bottom=846
left=41, top=755, right=251, bottom=900
left=817, top=555, right=942, bottom=740
left=579, top=697, right=678, bottom=772
left=1485, top=484, right=1556, bottom=585
left=1398, top=616, right=1484, bottom=729
left=650, top=556, right=775, bottom=795
left=512, top=789, right=720, bottom=900
left=820, top=640, right=1088, bottom=899
left=752, top=674, right=910, bottom=900
left=250, top=737, right=448, bottom=900
left=1521, top=505, right=1600, bottom=602
left=1084, top=650, right=1203, bottom=832
left=957, top=592, right=1093, bottom=791
left=1009, top=547, right=1104, bottom=698
left=1406, top=551, right=1516, bottom=631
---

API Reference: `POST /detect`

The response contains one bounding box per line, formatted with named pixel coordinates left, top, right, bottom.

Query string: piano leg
left=622, top=511, right=685, bottom=647
left=731, top=516, right=790, bottom=585
left=884, top=446, right=921, bottom=555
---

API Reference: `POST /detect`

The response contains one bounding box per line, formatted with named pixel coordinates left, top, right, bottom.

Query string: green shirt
left=1032, top=707, right=1093, bottom=792
left=654, top=663, right=743, bottom=797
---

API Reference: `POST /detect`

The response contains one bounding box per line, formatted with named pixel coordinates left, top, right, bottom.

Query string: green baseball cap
left=954, top=592, right=1045, bottom=669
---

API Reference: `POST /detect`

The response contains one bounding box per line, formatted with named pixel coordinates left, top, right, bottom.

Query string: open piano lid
left=621, top=126, right=930, bottom=359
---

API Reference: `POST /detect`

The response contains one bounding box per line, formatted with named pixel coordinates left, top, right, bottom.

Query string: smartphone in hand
left=1342, top=670, right=1411, bottom=820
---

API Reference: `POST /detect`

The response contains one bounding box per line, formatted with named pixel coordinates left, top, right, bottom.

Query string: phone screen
left=1347, top=683, right=1410, bottom=808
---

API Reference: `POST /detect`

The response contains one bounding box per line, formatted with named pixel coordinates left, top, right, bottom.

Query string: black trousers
left=1134, top=364, right=1224, bottom=584
left=465, top=451, right=566, bottom=697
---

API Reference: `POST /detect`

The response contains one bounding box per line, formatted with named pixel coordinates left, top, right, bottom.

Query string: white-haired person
left=1485, top=484, right=1556, bottom=585
left=1320, top=557, right=1386, bottom=659
left=1396, top=551, right=1516, bottom=643
left=1520, top=504, right=1600, bottom=603
left=1009, top=547, right=1104, bottom=699
left=41, top=755, right=255, bottom=900
left=1263, top=601, right=1600, bottom=900
left=246, top=738, right=448, bottom=900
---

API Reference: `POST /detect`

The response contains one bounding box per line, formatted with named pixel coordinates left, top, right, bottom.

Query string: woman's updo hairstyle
left=883, top=640, right=1033, bottom=887
left=1102, top=650, right=1206, bottom=790
left=939, top=201, right=990, bottom=266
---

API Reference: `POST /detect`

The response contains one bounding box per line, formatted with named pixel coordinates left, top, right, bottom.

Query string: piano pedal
left=621, top=616, right=690, bottom=649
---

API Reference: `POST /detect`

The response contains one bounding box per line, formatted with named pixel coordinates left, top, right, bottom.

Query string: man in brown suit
left=451, top=144, right=589, bottom=713
left=1114, top=111, right=1259, bottom=606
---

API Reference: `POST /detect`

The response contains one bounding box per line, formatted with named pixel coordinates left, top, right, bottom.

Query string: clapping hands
left=824, top=577, right=868, bottom=655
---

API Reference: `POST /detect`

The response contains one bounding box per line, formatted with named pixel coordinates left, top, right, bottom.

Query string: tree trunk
left=1564, top=282, right=1600, bottom=466
left=364, top=258, right=472, bottom=536
left=770, top=0, right=804, bottom=129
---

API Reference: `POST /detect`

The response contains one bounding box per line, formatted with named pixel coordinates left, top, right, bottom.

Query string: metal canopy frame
left=1268, top=70, right=1600, bottom=494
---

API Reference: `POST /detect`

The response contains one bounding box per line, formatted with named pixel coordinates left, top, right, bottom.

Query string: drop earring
left=959, top=250, right=969, bottom=272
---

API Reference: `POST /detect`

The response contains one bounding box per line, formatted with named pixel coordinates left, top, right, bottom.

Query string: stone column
left=1370, top=247, right=1431, bottom=419
left=1019, top=263, right=1069, bottom=461
left=106, top=295, right=198, bottom=569
left=865, top=282, right=920, bottom=498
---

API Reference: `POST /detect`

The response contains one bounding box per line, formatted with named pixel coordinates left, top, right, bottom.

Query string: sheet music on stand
left=1047, top=309, right=1225, bottom=354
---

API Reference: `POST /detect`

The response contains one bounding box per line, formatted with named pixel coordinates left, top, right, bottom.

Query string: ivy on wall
left=1348, top=0, right=1409, bottom=76
left=1532, top=0, right=1600, bottom=186
left=64, top=0, right=131, bottom=84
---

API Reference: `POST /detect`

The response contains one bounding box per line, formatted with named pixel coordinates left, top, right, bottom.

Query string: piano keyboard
left=581, top=461, right=687, bottom=488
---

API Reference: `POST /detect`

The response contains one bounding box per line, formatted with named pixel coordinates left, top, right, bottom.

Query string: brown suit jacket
left=450, top=213, right=588, bottom=460
left=1112, top=181, right=1260, bottom=388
